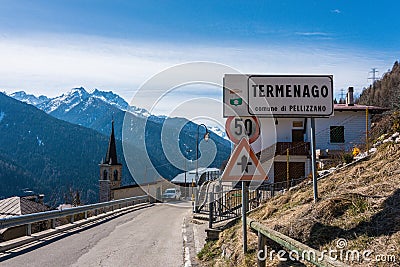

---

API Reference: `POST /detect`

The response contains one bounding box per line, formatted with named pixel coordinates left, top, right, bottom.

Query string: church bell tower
left=99, top=120, right=122, bottom=202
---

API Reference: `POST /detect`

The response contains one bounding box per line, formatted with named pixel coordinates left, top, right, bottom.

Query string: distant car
left=162, top=188, right=181, bottom=201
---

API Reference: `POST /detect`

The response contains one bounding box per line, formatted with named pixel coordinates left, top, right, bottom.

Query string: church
left=99, top=120, right=122, bottom=202
left=99, top=120, right=172, bottom=202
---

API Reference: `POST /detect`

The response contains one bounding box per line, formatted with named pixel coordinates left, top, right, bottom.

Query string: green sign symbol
left=230, top=98, right=243, bottom=106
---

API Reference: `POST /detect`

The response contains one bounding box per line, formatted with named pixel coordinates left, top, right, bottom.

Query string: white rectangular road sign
left=223, top=74, right=334, bottom=118
left=223, top=74, right=250, bottom=118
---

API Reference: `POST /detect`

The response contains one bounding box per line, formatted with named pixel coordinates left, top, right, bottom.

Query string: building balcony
left=275, top=142, right=310, bottom=156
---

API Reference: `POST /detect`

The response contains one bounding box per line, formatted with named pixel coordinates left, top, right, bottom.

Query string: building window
left=103, top=170, right=108, bottom=180
left=330, top=126, right=345, bottom=143
left=113, top=170, right=118, bottom=181
left=293, top=121, right=303, bottom=128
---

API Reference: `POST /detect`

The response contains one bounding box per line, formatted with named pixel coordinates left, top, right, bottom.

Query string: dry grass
left=199, top=143, right=400, bottom=266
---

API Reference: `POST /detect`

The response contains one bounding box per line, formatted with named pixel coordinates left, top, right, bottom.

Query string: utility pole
left=366, top=107, right=369, bottom=155
left=368, top=68, right=379, bottom=89
left=340, top=88, right=345, bottom=103
left=184, top=159, right=187, bottom=198
left=286, top=148, right=290, bottom=189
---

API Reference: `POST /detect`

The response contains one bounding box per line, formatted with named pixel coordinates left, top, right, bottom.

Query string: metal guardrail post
left=218, top=187, right=223, bottom=214
left=194, top=187, right=199, bottom=213
left=0, top=195, right=149, bottom=235
left=248, top=219, right=350, bottom=267
left=208, top=192, right=214, bottom=229
left=27, top=223, right=32, bottom=236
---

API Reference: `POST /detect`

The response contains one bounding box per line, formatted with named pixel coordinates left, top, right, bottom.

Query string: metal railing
left=275, top=142, right=311, bottom=156
left=0, top=195, right=149, bottom=237
left=195, top=183, right=271, bottom=228
left=194, top=178, right=313, bottom=228
left=248, top=218, right=350, bottom=267
left=207, top=189, right=259, bottom=227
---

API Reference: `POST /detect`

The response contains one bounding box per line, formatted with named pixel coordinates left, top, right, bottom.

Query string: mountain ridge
left=1, top=90, right=231, bottom=204
left=8, top=88, right=228, bottom=140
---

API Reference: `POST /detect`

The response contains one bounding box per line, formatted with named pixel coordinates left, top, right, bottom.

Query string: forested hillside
left=359, top=61, right=400, bottom=109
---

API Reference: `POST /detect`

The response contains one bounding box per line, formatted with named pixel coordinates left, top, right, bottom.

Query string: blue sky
left=1, top=0, right=398, bottom=48
left=0, top=0, right=399, bottom=118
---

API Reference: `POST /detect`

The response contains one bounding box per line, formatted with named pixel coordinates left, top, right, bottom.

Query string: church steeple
left=105, top=120, right=119, bottom=165
left=99, top=119, right=122, bottom=202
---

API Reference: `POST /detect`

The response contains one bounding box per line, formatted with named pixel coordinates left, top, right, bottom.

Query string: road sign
left=221, top=138, right=268, bottom=182
left=223, top=74, right=334, bottom=118
left=225, top=116, right=260, bottom=144
left=223, top=74, right=250, bottom=118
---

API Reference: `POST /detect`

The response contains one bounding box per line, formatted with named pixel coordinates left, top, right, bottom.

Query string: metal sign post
left=223, top=74, right=334, bottom=254
left=310, top=118, right=318, bottom=202
left=242, top=181, right=248, bottom=253
left=220, top=138, right=268, bottom=254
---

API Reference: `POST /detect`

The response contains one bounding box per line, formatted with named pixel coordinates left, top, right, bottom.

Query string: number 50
left=234, top=118, right=253, bottom=136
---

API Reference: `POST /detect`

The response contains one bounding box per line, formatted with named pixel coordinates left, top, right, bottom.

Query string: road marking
left=192, top=225, right=201, bottom=255
left=184, top=247, right=191, bottom=267
left=182, top=217, right=192, bottom=267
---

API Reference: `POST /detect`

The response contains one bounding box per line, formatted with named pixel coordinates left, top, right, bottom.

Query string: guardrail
left=248, top=218, right=350, bottom=267
left=0, top=195, right=149, bottom=237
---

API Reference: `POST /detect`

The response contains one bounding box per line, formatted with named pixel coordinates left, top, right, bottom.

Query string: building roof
left=171, top=168, right=221, bottom=184
left=0, top=196, right=50, bottom=234
left=0, top=196, right=49, bottom=220
left=104, top=120, right=120, bottom=165
left=334, top=104, right=388, bottom=113
left=112, top=182, right=155, bottom=190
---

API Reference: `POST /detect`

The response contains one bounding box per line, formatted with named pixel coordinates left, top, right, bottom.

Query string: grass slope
left=200, top=143, right=400, bottom=267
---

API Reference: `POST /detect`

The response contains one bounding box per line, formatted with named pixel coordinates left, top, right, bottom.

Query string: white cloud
left=0, top=33, right=394, bottom=108
left=331, top=9, right=341, bottom=14
left=295, top=32, right=330, bottom=37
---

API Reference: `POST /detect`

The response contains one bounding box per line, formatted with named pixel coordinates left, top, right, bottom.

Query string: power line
left=368, top=68, right=380, bottom=89
left=340, top=89, right=345, bottom=103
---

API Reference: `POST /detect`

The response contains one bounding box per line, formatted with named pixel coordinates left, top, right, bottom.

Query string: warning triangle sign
left=221, top=138, right=268, bottom=182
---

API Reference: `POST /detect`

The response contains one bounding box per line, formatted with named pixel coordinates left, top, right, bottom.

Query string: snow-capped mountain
left=9, top=91, right=49, bottom=106
left=35, top=87, right=140, bottom=114
left=9, top=87, right=151, bottom=118
left=8, top=88, right=230, bottom=144
left=38, top=87, right=91, bottom=114
left=0, top=92, right=232, bottom=203
left=91, top=89, right=129, bottom=111
left=6, top=89, right=232, bottom=187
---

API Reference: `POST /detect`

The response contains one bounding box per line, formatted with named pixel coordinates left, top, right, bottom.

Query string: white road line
left=184, top=247, right=191, bottom=267
left=192, top=225, right=201, bottom=254
left=182, top=217, right=192, bottom=267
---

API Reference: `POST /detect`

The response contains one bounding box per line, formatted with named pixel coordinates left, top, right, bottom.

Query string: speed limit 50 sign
left=225, top=116, right=260, bottom=144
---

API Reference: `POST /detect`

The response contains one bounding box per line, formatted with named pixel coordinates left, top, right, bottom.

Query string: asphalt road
left=0, top=202, right=192, bottom=267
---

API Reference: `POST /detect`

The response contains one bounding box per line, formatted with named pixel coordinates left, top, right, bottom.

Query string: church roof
left=104, top=120, right=120, bottom=165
